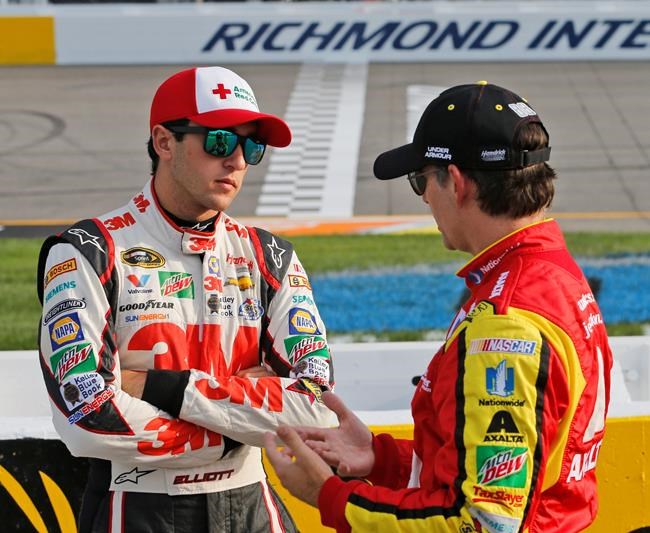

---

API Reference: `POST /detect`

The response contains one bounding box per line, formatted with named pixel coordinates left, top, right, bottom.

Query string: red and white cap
left=149, top=66, right=291, bottom=147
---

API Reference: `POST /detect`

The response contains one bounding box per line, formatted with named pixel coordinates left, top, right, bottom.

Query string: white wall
left=2, top=336, right=649, bottom=438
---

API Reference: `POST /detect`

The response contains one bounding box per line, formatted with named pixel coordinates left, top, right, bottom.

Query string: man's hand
left=121, top=369, right=146, bottom=398
left=235, top=365, right=276, bottom=378
left=264, top=427, right=333, bottom=507
left=296, top=391, right=374, bottom=477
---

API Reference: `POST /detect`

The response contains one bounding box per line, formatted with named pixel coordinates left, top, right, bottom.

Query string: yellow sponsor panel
left=0, top=17, right=55, bottom=65
left=263, top=419, right=650, bottom=532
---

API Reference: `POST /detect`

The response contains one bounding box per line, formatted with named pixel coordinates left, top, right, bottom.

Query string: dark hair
left=147, top=118, right=190, bottom=175
left=464, top=122, right=556, bottom=218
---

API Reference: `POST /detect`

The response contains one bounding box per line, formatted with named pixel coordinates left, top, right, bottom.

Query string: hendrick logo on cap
left=481, top=149, right=507, bottom=162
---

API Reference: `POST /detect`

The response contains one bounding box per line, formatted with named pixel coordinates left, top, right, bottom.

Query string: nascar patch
left=469, top=337, right=537, bottom=356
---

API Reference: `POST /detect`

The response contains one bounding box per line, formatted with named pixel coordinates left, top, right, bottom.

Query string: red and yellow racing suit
left=319, top=220, right=612, bottom=533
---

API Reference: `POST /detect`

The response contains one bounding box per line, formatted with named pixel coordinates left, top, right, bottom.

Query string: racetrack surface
left=1, top=62, right=649, bottom=235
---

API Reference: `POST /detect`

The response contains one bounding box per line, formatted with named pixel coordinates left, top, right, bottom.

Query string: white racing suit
left=37, top=178, right=336, bottom=532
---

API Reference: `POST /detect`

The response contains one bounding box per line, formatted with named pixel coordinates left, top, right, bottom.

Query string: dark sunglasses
left=166, top=126, right=266, bottom=165
left=407, top=170, right=429, bottom=196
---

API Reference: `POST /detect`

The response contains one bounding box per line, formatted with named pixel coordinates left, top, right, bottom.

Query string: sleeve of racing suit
left=139, top=229, right=337, bottom=447
left=365, top=433, right=415, bottom=490
left=315, top=309, right=566, bottom=533
left=39, top=240, right=228, bottom=468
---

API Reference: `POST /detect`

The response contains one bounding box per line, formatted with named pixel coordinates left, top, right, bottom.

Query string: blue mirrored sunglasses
left=166, top=126, right=266, bottom=166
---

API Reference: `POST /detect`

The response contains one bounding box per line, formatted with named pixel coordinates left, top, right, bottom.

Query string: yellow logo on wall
left=0, top=465, right=76, bottom=532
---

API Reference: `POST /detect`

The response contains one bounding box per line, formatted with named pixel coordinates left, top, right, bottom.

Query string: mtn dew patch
left=477, top=446, right=527, bottom=488
left=50, top=342, right=96, bottom=383
left=284, top=335, right=329, bottom=365
left=159, top=272, right=194, bottom=299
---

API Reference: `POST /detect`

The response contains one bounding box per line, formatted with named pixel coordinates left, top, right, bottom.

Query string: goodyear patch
left=477, top=446, right=527, bottom=487
left=50, top=342, right=96, bottom=383
left=288, top=308, right=321, bottom=335
left=48, top=312, right=84, bottom=350
left=284, top=335, right=329, bottom=365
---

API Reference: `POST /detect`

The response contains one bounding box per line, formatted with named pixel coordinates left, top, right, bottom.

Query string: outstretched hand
left=264, top=427, right=333, bottom=507
left=296, top=391, right=374, bottom=478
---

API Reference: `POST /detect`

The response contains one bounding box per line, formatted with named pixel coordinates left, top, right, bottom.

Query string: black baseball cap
left=373, top=81, right=551, bottom=180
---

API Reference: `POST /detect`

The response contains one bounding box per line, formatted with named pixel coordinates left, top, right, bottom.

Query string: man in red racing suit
left=265, top=82, right=612, bottom=533
left=37, top=66, right=335, bottom=532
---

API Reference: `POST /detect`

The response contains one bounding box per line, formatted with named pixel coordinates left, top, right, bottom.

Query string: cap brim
left=373, top=143, right=423, bottom=180
left=190, top=109, right=292, bottom=147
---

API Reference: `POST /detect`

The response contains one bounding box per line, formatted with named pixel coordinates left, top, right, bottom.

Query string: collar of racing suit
left=456, top=218, right=566, bottom=291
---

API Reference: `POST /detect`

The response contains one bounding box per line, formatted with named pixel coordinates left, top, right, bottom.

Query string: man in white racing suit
left=37, top=66, right=335, bottom=533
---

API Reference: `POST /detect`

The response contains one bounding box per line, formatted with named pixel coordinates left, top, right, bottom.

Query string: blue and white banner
left=3, top=1, right=650, bottom=65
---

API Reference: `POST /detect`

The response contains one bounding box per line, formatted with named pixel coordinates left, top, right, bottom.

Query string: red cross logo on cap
left=212, top=83, right=232, bottom=100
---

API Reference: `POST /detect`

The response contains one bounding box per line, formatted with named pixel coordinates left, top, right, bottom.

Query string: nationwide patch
left=49, top=312, right=84, bottom=350
left=477, top=446, right=527, bottom=487
left=469, top=337, right=537, bottom=356
left=284, top=335, right=329, bottom=365
left=60, top=371, right=105, bottom=411
left=44, top=258, right=77, bottom=288
left=159, top=272, right=194, bottom=299
left=486, top=360, right=514, bottom=397
left=50, top=342, right=96, bottom=383
left=288, top=308, right=321, bottom=335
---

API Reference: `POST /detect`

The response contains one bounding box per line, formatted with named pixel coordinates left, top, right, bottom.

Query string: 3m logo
left=104, top=212, right=136, bottom=231
left=133, top=193, right=151, bottom=213
left=477, top=446, right=527, bottom=487
left=138, top=417, right=222, bottom=456
left=196, top=376, right=284, bottom=412
left=188, top=237, right=216, bottom=252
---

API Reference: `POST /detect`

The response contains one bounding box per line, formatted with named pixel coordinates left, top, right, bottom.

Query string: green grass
left=2, top=233, right=649, bottom=349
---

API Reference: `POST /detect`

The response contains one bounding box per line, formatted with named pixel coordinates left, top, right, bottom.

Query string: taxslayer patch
left=44, top=258, right=77, bottom=288
left=288, top=308, right=321, bottom=335
left=48, top=312, right=84, bottom=350
left=50, top=341, right=96, bottom=383
left=284, top=335, right=329, bottom=365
